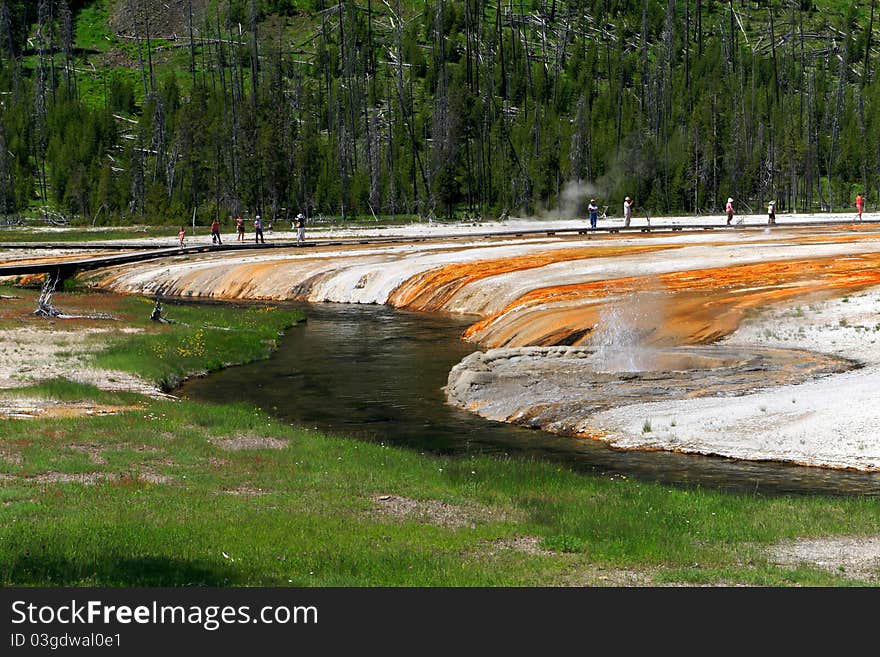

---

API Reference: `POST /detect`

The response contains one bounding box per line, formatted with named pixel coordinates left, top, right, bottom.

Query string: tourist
left=588, top=199, right=599, bottom=229
left=254, top=214, right=265, bottom=243
left=768, top=201, right=776, bottom=225
left=211, top=217, right=222, bottom=245
left=236, top=214, right=245, bottom=241
left=177, top=226, right=186, bottom=247
left=726, top=197, right=734, bottom=225
left=856, top=193, right=864, bottom=220
left=623, top=196, right=633, bottom=227
left=296, top=213, right=306, bottom=243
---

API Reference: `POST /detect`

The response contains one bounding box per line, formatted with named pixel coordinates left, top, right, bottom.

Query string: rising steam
left=514, top=179, right=605, bottom=220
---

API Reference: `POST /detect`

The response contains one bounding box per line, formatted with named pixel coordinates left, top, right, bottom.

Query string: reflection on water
left=180, top=302, right=880, bottom=496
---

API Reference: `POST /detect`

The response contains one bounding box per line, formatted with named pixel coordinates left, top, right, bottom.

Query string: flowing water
left=180, top=302, right=880, bottom=496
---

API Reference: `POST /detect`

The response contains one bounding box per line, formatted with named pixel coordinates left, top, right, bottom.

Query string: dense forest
left=0, top=0, right=878, bottom=225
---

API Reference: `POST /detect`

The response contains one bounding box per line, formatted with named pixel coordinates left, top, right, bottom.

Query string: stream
left=179, top=302, right=880, bottom=496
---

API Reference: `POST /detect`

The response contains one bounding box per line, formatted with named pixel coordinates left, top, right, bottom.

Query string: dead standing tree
left=386, top=0, right=431, bottom=212
left=34, top=273, right=61, bottom=318
left=127, top=0, right=150, bottom=98
left=826, top=33, right=849, bottom=213
left=59, top=0, right=76, bottom=97
left=34, top=0, right=51, bottom=206
left=34, top=272, right=115, bottom=320
left=0, top=122, right=11, bottom=219
left=0, top=1, right=13, bottom=56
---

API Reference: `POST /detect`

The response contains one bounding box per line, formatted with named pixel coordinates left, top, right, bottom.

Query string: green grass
left=0, top=226, right=175, bottom=242
left=93, top=299, right=301, bottom=390
left=0, top=379, right=135, bottom=406
left=74, top=0, right=115, bottom=54
left=74, top=66, right=145, bottom=113
left=1, top=286, right=880, bottom=586
left=3, top=395, right=880, bottom=586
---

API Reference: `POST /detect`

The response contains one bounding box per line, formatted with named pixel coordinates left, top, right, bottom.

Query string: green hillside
left=0, top=0, right=878, bottom=225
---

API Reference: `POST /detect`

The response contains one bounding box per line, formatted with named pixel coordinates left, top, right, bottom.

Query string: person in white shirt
left=587, top=199, right=599, bottom=229
left=296, top=213, right=306, bottom=243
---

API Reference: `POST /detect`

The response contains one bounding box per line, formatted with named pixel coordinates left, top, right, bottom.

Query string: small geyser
left=446, top=344, right=858, bottom=434
left=590, top=291, right=667, bottom=372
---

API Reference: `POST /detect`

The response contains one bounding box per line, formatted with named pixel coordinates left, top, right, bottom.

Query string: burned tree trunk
left=34, top=274, right=61, bottom=318
left=128, top=0, right=150, bottom=99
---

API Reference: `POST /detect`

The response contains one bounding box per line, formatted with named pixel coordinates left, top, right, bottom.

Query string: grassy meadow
left=0, top=283, right=879, bottom=586
left=0, top=226, right=180, bottom=242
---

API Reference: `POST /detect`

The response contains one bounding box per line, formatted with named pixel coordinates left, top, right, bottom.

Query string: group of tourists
left=726, top=195, right=866, bottom=225
left=585, top=196, right=633, bottom=228
left=175, top=212, right=308, bottom=247
left=583, top=193, right=868, bottom=228
left=584, top=196, right=635, bottom=227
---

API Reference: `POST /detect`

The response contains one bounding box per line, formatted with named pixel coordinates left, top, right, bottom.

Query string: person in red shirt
left=856, top=193, right=864, bottom=220
left=725, top=197, right=734, bottom=225
left=236, top=215, right=245, bottom=241
left=211, top=217, right=223, bottom=245
left=177, top=226, right=186, bottom=247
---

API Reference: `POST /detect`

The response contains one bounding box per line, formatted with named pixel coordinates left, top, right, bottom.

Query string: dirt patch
left=24, top=471, right=112, bottom=485
left=115, top=444, right=163, bottom=454
left=491, top=535, right=557, bottom=556
left=0, top=448, right=22, bottom=465
left=371, top=493, right=511, bottom=529
left=66, top=443, right=108, bottom=465
left=767, top=535, right=880, bottom=581
left=484, top=538, right=753, bottom=586
left=98, top=47, right=139, bottom=70
left=109, top=0, right=210, bottom=38
left=210, top=436, right=288, bottom=451
left=66, top=442, right=165, bottom=465
left=485, top=537, right=663, bottom=585
left=135, top=470, right=172, bottom=485
left=560, top=567, right=659, bottom=587
left=0, top=401, right=143, bottom=419
left=557, top=565, right=753, bottom=587
left=2, top=498, right=37, bottom=507
left=0, top=326, right=160, bottom=397
left=0, top=469, right=170, bottom=486
left=219, top=486, right=268, bottom=496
